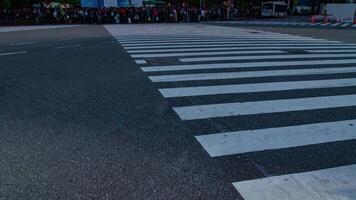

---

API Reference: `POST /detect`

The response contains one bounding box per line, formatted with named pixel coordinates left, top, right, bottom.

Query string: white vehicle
left=262, top=1, right=288, bottom=17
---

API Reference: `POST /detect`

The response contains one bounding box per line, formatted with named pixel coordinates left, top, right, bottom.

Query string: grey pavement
left=1, top=23, right=356, bottom=200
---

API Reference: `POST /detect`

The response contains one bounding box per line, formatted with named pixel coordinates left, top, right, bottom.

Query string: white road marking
left=131, top=50, right=285, bottom=58
left=341, top=23, right=351, bottom=27
left=173, top=94, right=356, bottom=120
left=135, top=59, right=147, bottom=64
left=121, top=40, right=340, bottom=47
left=159, top=78, right=356, bottom=98
left=149, top=66, right=356, bottom=82
left=196, top=119, right=356, bottom=157
left=124, top=43, right=353, bottom=50
left=320, top=23, right=331, bottom=26
left=308, top=49, right=356, bottom=53
left=119, top=38, right=325, bottom=44
left=10, top=42, right=37, bottom=46
left=142, top=59, right=356, bottom=72
left=234, top=164, right=356, bottom=200
left=55, top=44, right=81, bottom=49
left=180, top=53, right=356, bottom=62
left=352, top=24, right=356, bottom=27
left=116, top=36, right=307, bottom=42
left=330, top=23, right=341, bottom=27
left=128, top=46, right=356, bottom=54
left=0, top=51, right=28, bottom=56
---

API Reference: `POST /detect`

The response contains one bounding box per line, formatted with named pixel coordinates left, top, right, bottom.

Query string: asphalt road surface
left=1, top=24, right=356, bottom=200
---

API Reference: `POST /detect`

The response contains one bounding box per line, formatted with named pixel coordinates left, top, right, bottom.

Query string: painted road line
left=142, top=59, right=356, bottom=72
left=352, top=24, right=356, bottom=27
left=118, top=36, right=318, bottom=41
left=135, top=59, right=147, bottom=64
left=234, top=164, right=356, bottom=200
left=121, top=40, right=340, bottom=47
left=117, top=35, right=307, bottom=39
left=196, top=120, right=356, bottom=157
left=308, top=49, right=356, bottom=53
left=128, top=46, right=356, bottom=54
left=117, top=35, right=309, bottom=41
left=119, top=38, right=325, bottom=44
left=173, top=94, right=356, bottom=120
left=124, top=43, right=354, bottom=50
left=55, top=44, right=81, bottom=49
left=0, top=51, right=28, bottom=56
left=131, top=50, right=285, bottom=58
left=341, top=23, right=351, bottom=27
left=320, top=23, right=331, bottom=26
left=10, top=42, right=37, bottom=46
left=330, top=23, right=341, bottom=27
left=180, top=53, right=356, bottom=63
left=159, top=78, right=356, bottom=98
left=149, top=67, right=356, bottom=82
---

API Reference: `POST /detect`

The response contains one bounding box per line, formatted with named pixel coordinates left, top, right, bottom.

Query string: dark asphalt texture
left=0, top=25, right=242, bottom=200
left=1, top=24, right=356, bottom=200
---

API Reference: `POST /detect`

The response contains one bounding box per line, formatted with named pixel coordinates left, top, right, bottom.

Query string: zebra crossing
left=106, top=27, right=356, bottom=199
left=217, top=20, right=356, bottom=29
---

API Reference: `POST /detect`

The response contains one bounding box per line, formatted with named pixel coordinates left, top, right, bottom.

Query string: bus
left=261, top=1, right=288, bottom=17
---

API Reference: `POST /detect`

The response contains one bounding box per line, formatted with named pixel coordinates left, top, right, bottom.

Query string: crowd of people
left=0, top=4, right=239, bottom=24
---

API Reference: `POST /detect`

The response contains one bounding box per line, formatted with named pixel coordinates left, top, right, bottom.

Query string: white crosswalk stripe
left=234, top=164, right=356, bottom=200
left=124, top=43, right=354, bottom=50
left=128, top=46, right=356, bottom=54
left=149, top=66, right=356, bottom=82
left=226, top=20, right=356, bottom=29
left=307, top=49, right=356, bottom=53
left=119, top=37, right=326, bottom=44
left=173, top=94, right=356, bottom=120
left=341, top=23, right=351, bottom=27
left=330, top=23, right=341, bottom=27
left=159, top=78, right=356, bottom=98
left=121, top=40, right=339, bottom=47
left=131, top=50, right=286, bottom=58
left=180, top=53, right=356, bottom=63
left=196, top=119, right=356, bottom=157
left=104, top=25, right=356, bottom=200
left=320, top=23, right=331, bottom=26
left=142, top=59, right=356, bottom=72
